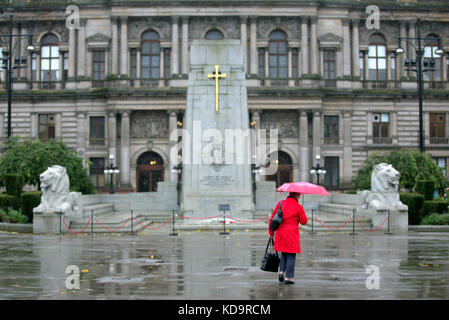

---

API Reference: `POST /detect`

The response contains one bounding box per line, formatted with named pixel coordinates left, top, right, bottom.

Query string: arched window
left=268, top=30, right=288, bottom=80
left=368, top=33, right=387, bottom=81
left=205, top=29, right=224, bottom=40
left=424, top=35, right=442, bottom=81
left=141, top=30, right=160, bottom=83
left=41, top=34, right=59, bottom=84
left=265, top=151, right=292, bottom=188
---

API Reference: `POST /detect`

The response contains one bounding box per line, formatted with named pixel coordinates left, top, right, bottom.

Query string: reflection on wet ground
left=0, top=230, right=448, bottom=299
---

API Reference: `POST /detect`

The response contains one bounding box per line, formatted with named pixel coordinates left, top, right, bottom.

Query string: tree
left=352, top=149, right=449, bottom=193
left=0, top=137, right=95, bottom=194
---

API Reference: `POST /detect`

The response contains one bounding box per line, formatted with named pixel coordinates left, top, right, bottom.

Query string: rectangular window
left=92, top=50, right=105, bottom=81
left=90, top=158, right=105, bottom=188
left=430, top=113, right=447, bottom=144
left=324, top=157, right=339, bottom=188
left=130, top=48, right=137, bottom=80
left=258, top=48, right=265, bottom=79
left=359, top=51, right=365, bottom=80
left=38, top=114, right=56, bottom=142
left=89, top=116, right=105, bottom=145
left=164, top=48, right=171, bottom=79
left=373, top=113, right=390, bottom=143
left=292, top=48, right=298, bottom=79
left=63, top=52, right=68, bottom=81
left=323, top=50, right=336, bottom=80
left=390, top=54, right=396, bottom=81
left=435, top=158, right=447, bottom=177
left=324, top=115, right=339, bottom=144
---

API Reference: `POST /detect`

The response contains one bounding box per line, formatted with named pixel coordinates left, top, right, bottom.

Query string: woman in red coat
left=268, top=192, right=308, bottom=284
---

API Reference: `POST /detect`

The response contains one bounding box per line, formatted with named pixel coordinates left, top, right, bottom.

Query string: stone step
left=69, top=215, right=154, bottom=233
left=318, top=203, right=357, bottom=215
left=82, top=203, right=114, bottom=216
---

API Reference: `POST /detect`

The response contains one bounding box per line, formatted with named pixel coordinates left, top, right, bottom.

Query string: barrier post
left=170, top=209, right=178, bottom=236
left=384, top=209, right=392, bottom=235
left=309, top=209, right=317, bottom=235
left=59, top=213, right=62, bottom=235
left=131, top=210, right=134, bottom=235
left=91, top=211, right=94, bottom=235
left=349, top=208, right=358, bottom=236
left=220, top=210, right=229, bottom=235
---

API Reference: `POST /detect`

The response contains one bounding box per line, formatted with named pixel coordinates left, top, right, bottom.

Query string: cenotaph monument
left=181, top=40, right=254, bottom=218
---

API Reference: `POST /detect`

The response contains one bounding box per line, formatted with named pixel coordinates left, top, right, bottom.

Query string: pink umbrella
left=276, top=182, right=330, bottom=196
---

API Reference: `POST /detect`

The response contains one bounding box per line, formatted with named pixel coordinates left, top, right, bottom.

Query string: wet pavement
left=0, top=229, right=448, bottom=300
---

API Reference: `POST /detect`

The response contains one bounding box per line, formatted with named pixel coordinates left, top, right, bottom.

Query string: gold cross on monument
left=208, top=65, right=227, bottom=112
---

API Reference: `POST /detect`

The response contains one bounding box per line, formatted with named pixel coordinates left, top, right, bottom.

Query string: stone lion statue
left=360, top=163, right=408, bottom=211
left=33, top=165, right=80, bottom=214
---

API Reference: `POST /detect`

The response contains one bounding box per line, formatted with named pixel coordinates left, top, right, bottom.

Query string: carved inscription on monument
left=200, top=175, right=235, bottom=188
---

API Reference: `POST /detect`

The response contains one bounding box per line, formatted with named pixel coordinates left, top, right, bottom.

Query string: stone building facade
left=1, top=0, right=449, bottom=193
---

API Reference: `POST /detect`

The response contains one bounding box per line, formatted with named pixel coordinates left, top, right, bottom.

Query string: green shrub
left=416, top=180, right=435, bottom=201
left=0, top=209, right=8, bottom=223
left=344, top=190, right=357, bottom=194
left=400, top=193, right=425, bottom=225
left=21, top=191, right=42, bottom=223
left=7, top=210, right=28, bottom=224
left=4, top=174, right=24, bottom=197
left=421, top=213, right=449, bottom=225
left=423, top=200, right=449, bottom=215
left=0, top=194, right=21, bottom=211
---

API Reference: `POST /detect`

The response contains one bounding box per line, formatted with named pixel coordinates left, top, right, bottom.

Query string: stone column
left=408, top=20, right=416, bottom=62
left=120, top=111, right=131, bottom=186
left=181, top=16, right=189, bottom=74
left=76, top=112, right=86, bottom=160
left=240, top=16, right=248, bottom=74
left=299, top=111, right=309, bottom=182
left=343, top=111, right=353, bottom=187
left=250, top=16, right=257, bottom=75
left=77, top=20, right=86, bottom=78
left=364, top=51, right=369, bottom=80
left=120, top=17, right=128, bottom=77
left=55, top=113, right=62, bottom=139
left=169, top=111, right=179, bottom=183
left=111, top=18, right=119, bottom=76
left=30, top=113, right=37, bottom=139
left=12, top=26, right=18, bottom=79
left=310, top=17, right=318, bottom=76
left=68, top=28, right=76, bottom=81
left=171, top=16, right=179, bottom=75
left=264, top=48, right=269, bottom=85
left=400, top=21, right=407, bottom=79
left=20, top=26, right=27, bottom=79
left=159, top=48, right=165, bottom=87
left=252, top=110, right=261, bottom=182
left=136, top=49, right=141, bottom=87
left=108, top=112, right=117, bottom=162
left=342, top=19, right=351, bottom=78
left=288, top=48, right=294, bottom=86
left=441, top=54, right=447, bottom=82
left=313, top=110, right=321, bottom=157
left=387, top=52, right=391, bottom=80
left=352, top=19, right=360, bottom=79
left=58, top=50, right=64, bottom=82
left=301, top=17, right=309, bottom=76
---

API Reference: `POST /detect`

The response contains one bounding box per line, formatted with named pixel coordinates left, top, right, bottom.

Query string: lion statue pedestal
left=33, top=165, right=81, bottom=234
left=358, top=163, right=409, bottom=233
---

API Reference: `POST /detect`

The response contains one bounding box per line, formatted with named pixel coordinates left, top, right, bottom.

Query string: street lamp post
left=104, top=154, right=120, bottom=194
left=310, top=155, right=326, bottom=186
left=396, top=18, right=444, bottom=153
left=0, top=11, right=35, bottom=141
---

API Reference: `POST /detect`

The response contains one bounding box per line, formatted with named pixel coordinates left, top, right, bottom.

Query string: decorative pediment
left=87, top=33, right=110, bottom=50
left=318, top=33, right=343, bottom=49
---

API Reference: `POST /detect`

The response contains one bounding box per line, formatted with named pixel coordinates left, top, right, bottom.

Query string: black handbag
left=269, top=201, right=283, bottom=232
left=260, top=237, right=280, bottom=272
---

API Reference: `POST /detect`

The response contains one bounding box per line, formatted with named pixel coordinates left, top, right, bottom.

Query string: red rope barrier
left=177, top=214, right=223, bottom=220
left=94, top=217, right=130, bottom=232
left=228, top=216, right=270, bottom=223
left=356, top=215, right=389, bottom=232
left=314, top=216, right=353, bottom=230
left=134, top=216, right=172, bottom=230
left=62, top=217, right=91, bottom=235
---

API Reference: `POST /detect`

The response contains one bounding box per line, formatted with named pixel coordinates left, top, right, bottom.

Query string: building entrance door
left=136, top=152, right=164, bottom=192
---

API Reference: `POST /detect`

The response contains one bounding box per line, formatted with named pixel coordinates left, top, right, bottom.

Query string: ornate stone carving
left=189, top=17, right=240, bottom=39
left=31, top=21, right=69, bottom=43
left=128, top=17, right=172, bottom=41
left=257, top=17, right=300, bottom=39
left=260, top=110, right=299, bottom=138
left=131, top=111, right=169, bottom=139
left=360, top=163, right=408, bottom=211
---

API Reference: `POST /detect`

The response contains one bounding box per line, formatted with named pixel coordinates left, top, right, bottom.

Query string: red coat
left=268, top=197, right=308, bottom=254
